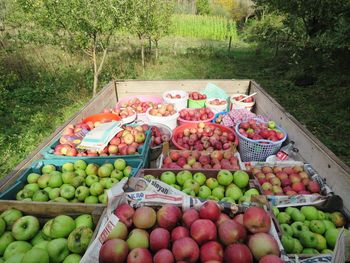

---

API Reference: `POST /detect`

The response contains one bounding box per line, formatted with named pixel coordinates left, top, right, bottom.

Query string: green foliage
left=171, top=14, right=237, bottom=41
left=196, top=0, right=210, bottom=15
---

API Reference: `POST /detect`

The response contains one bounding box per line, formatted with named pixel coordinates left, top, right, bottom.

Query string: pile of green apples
left=15, top=159, right=132, bottom=204
left=0, top=208, right=94, bottom=263
left=274, top=206, right=347, bottom=255
left=145, top=170, right=260, bottom=203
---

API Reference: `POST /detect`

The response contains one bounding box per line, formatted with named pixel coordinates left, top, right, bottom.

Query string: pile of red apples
left=189, top=92, right=207, bottom=100
left=174, top=123, right=236, bottom=151
left=55, top=124, right=149, bottom=157
left=237, top=119, right=285, bottom=142
left=251, top=165, right=322, bottom=196
left=179, top=108, right=214, bottom=122
left=150, top=126, right=171, bottom=148
left=162, top=150, right=239, bottom=170
left=119, top=98, right=161, bottom=114
left=99, top=201, right=282, bottom=263
left=103, top=107, right=136, bottom=119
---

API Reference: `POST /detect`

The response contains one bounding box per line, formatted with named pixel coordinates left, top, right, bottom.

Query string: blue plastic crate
left=40, top=128, right=151, bottom=168
left=0, top=157, right=143, bottom=200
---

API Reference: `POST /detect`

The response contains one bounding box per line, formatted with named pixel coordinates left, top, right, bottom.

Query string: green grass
left=0, top=38, right=349, bottom=179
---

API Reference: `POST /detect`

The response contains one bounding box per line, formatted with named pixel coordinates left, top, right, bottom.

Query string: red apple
left=150, top=228, right=170, bottom=252
left=133, top=207, right=156, bottom=229
left=259, top=255, right=283, bottom=263
left=157, top=205, right=182, bottom=230
left=233, top=214, right=244, bottom=225
left=182, top=208, right=199, bottom=228
left=200, top=241, right=223, bottom=262
left=216, top=213, right=230, bottom=226
left=190, top=219, right=217, bottom=245
left=224, top=243, right=253, bottom=263
left=219, top=219, right=247, bottom=245
left=243, top=207, right=271, bottom=233
left=199, top=200, right=220, bottom=222
left=171, top=226, right=189, bottom=241
left=172, top=237, right=199, bottom=263
left=307, top=181, right=321, bottom=193
left=153, top=249, right=174, bottom=263
left=248, top=233, right=280, bottom=260
left=114, top=204, right=135, bottom=227
left=292, top=182, right=305, bottom=192
left=99, top=238, right=129, bottom=263
left=127, top=248, right=152, bottom=263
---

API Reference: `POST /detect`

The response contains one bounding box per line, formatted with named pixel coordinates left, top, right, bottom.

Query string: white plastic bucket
left=230, top=94, right=255, bottom=111
left=162, top=90, right=188, bottom=111
left=205, top=98, right=228, bottom=114
left=146, top=108, right=179, bottom=130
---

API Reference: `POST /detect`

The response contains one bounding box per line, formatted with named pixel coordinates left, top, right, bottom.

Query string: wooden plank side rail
left=0, top=81, right=117, bottom=192
left=250, top=80, right=350, bottom=212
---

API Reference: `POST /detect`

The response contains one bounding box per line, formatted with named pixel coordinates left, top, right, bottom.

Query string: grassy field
left=0, top=37, right=349, bottom=178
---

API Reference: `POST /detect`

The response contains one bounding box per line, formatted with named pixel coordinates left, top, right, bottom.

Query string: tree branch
left=97, top=47, right=108, bottom=75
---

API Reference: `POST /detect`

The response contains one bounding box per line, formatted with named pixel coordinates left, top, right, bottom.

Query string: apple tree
left=17, top=0, right=129, bottom=96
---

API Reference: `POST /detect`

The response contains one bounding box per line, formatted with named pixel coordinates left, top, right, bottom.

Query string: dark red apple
left=99, top=238, right=129, bottom=263
left=224, top=243, right=253, bottom=263
left=200, top=241, right=223, bottom=262
left=172, top=237, right=199, bottom=263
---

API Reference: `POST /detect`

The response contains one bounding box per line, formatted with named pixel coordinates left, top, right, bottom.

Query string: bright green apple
left=280, top=224, right=293, bottom=236
left=212, top=186, right=225, bottom=200
left=325, top=228, right=340, bottom=248
left=4, top=252, right=25, bottom=263
left=75, top=186, right=90, bottom=201
left=50, top=215, right=76, bottom=238
left=32, top=190, right=49, bottom=202
left=85, top=175, right=99, bottom=187
left=3, top=241, right=32, bottom=261
left=12, top=216, right=39, bottom=241
left=323, top=220, right=336, bottom=231
left=272, top=207, right=280, bottom=217
left=193, top=172, right=206, bottom=186
left=171, top=184, right=181, bottom=190
left=90, top=182, right=104, bottom=196
left=1, top=209, right=23, bottom=230
left=198, top=185, right=211, bottom=199
left=49, top=188, right=61, bottom=200
left=62, top=163, right=74, bottom=172
left=176, top=171, right=192, bottom=186
left=244, top=188, right=260, bottom=197
left=53, top=197, right=69, bottom=203
left=60, top=184, right=76, bottom=200
left=24, top=183, right=40, bottom=193
left=233, top=170, right=249, bottom=188
left=85, top=163, right=99, bottom=176
left=217, top=170, right=233, bottom=186
left=182, top=188, right=196, bottom=196
left=123, top=166, right=132, bottom=177
left=291, top=210, right=305, bottom=222
left=301, top=206, right=318, bottom=221
left=31, top=231, right=45, bottom=246
left=114, top=159, right=126, bottom=171
left=27, top=173, right=40, bottom=184
left=314, top=233, right=327, bottom=251
left=225, top=184, right=242, bottom=201
left=126, top=229, right=149, bottom=250
left=207, top=195, right=219, bottom=201
left=277, top=212, right=291, bottom=224
left=63, top=254, right=82, bottom=263
left=75, top=214, right=93, bottom=229
left=84, top=196, right=99, bottom=204
left=47, top=238, right=70, bottom=263
left=281, top=235, right=295, bottom=253
left=0, top=231, right=14, bottom=256
left=37, top=174, right=51, bottom=189
left=71, top=176, right=85, bottom=188
left=183, top=179, right=200, bottom=194
left=221, top=197, right=235, bottom=203
left=99, top=192, right=108, bottom=204
left=291, top=221, right=309, bottom=238
left=21, top=247, right=50, bottom=263
left=111, top=170, right=124, bottom=180
left=98, top=165, right=113, bottom=178
left=285, top=207, right=298, bottom=216
left=16, top=189, right=34, bottom=200
left=206, top=178, right=219, bottom=190
left=41, top=164, right=56, bottom=174
left=105, top=178, right=118, bottom=189
left=61, top=172, right=76, bottom=185
left=75, top=169, right=87, bottom=178
left=73, top=160, right=87, bottom=171
left=43, top=187, right=52, bottom=195
left=160, top=171, right=176, bottom=185
left=299, top=231, right=318, bottom=248
left=309, top=220, right=326, bottom=234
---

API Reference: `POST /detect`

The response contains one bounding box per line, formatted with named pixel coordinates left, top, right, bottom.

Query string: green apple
left=85, top=175, right=99, bottom=187
left=182, top=188, right=196, bottom=196
left=233, top=170, right=249, bottom=188
left=103, top=163, right=114, bottom=171
left=98, top=165, right=113, bottom=178
left=67, top=226, right=93, bottom=254
left=99, top=192, right=108, bottom=204
left=32, top=190, right=49, bottom=202
left=321, top=249, right=333, bottom=254
left=111, top=170, right=124, bottom=180
left=323, top=220, right=336, bottom=231
left=21, top=247, right=50, bottom=263
left=71, top=176, right=85, bottom=188
left=330, top=212, right=346, bottom=227
left=299, top=231, right=318, bottom=248
left=31, top=231, right=45, bottom=246
left=85, top=163, right=99, bottom=176
left=61, top=172, right=76, bottom=185
left=3, top=241, right=32, bottom=260
left=37, top=174, right=51, bottom=189
left=12, top=216, right=40, bottom=241
left=90, top=182, right=104, bottom=196
left=206, top=178, right=219, bottom=190
left=171, top=184, right=181, bottom=191
left=42, top=220, right=53, bottom=239
left=303, top=248, right=319, bottom=254
left=268, top=120, right=276, bottom=129
left=1, top=209, right=23, bottom=230
left=198, top=185, right=211, bottom=199
left=62, top=163, right=74, bottom=172
left=123, top=166, right=132, bottom=177
left=317, top=211, right=326, bottom=220
left=27, top=173, right=40, bottom=184
left=49, top=188, right=61, bottom=200
left=285, top=207, right=298, bottom=216
left=4, top=253, right=25, bottom=263
left=75, top=214, right=93, bottom=229
left=50, top=215, right=76, bottom=238
left=75, top=186, right=90, bottom=201
left=281, top=235, right=295, bottom=253
left=63, top=254, right=82, bottom=263
left=244, top=188, right=260, bottom=197
left=325, top=228, right=340, bottom=248
left=143, top=175, right=155, bottom=180
left=0, top=232, right=14, bottom=256
left=73, top=160, right=87, bottom=171
left=16, top=189, right=34, bottom=200
left=176, top=171, right=193, bottom=186
left=160, top=171, right=176, bottom=185
left=291, top=210, right=305, bottom=222
left=114, top=159, right=126, bottom=171
left=99, top=178, right=109, bottom=188
left=207, top=195, right=219, bottom=201
left=293, top=239, right=303, bottom=254
left=60, top=184, right=76, bottom=200
left=212, top=186, right=225, bottom=200
left=53, top=197, right=69, bottom=203
left=107, top=221, right=128, bottom=240
left=193, top=172, right=206, bottom=186
left=43, top=187, right=52, bottom=194
left=75, top=169, right=87, bottom=178
left=291, top=221, right=309, bottom=238
left=48, top=173, right=63, bottom=188
left=277, top=212, right=291, bottom=224
left=84, top=196, right=99, bottom=204
left=70, top=198, right=79, bottom=203
left=41, top=164, right=56, bottom=174
left=239, top=195, right=251, bottom=204
left=225, top=184, right=242, bottom=201
left=183, top=179, right=200, bottom=194
left=24, top=183, right=40, bottom=193
left=280, top=224, right=293, bottom=236
left=309, top=220, right=326, bottom=234
left=34, top=240, right=49, bottom=250
left=47, top=238, right=70, bottom=263
left=272, top=207, right=280, bottom=217
left=222, top=196, right=236, bottom=203
left=314, top=233, right=327, bottom=251
left=301, top=206, right=318, bottom=221
left=217, top=170, right=233, bottom=186
left=304, top=220, right=310, bottom=227
left=126, top=229, right=149, bottom=250
left=0, top=218, right=5, bottom=236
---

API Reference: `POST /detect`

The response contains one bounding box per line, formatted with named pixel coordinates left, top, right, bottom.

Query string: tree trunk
left=148, top=37, right=152, bottom=54
left=92, top=45, right=98, bottom=96
left=228, top=36, right=232, bottom=52
left=141, top=38, right=145, bottom=73
left=155, top=40, right=159, bottom=60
